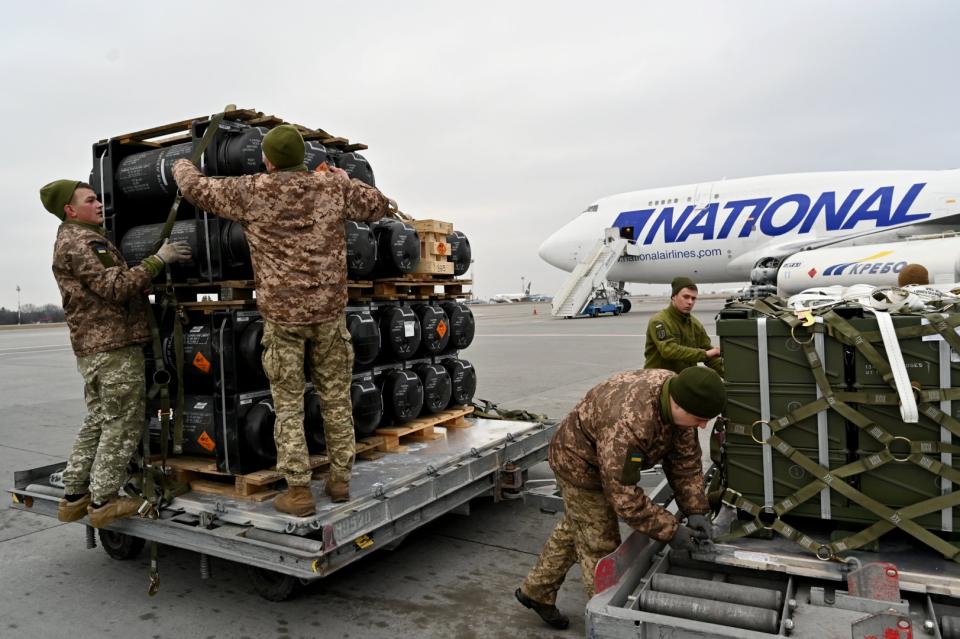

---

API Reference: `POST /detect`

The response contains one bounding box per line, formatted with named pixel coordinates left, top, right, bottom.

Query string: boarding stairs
left=551, top=230, right=629, bottom=317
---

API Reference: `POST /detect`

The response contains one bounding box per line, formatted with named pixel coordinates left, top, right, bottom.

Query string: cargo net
left=716, top=291, right=960, bottom=564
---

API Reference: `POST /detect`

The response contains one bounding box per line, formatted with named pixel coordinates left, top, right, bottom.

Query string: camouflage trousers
left=62, top=345, right=146, bottom=503
left=521, top=476, right=621, bottom=605
left=262, top=317, right=355, bottom=486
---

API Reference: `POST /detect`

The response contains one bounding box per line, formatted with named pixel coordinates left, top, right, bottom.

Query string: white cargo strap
left=757, top=317, right=773, bottom=508
left=813, top=317, right=831, bottom=520
left=865, top=309, right=918, bottom=423
left=940, top=336, right=954, bottom=531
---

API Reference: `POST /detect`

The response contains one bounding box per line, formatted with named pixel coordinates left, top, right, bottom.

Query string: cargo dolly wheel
left=98, top=529, right=146, bottom=560
left=245, top=566, right=302, bottom=601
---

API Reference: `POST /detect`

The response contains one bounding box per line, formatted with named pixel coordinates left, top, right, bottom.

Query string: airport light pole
left=16, top=285, right=21, bottom=325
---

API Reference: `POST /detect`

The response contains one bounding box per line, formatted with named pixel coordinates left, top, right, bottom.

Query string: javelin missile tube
left=414, top=304, right=451, bottom=356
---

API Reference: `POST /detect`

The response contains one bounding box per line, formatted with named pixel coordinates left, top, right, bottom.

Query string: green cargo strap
left=172, top=307, right=186, bottom=454
left=151, top=105, right=236, bottom=253
left=148, top=541, right=160, bottom=596
left=471, top=399, right=549, bottom=423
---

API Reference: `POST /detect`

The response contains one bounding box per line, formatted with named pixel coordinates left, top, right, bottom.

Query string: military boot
left=274, top=485, right=316, bottom=517
left=87, top=496, right=144, bottom=529
left=324, top=479, right=350, bottom=503
left=57, top=494, right=91, bottom=523
left=515, top=588, right=570, bottom=630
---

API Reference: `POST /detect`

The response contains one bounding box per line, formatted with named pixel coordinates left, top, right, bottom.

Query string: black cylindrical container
left=220, top=221, right=251, bottom=272
left=120, top=219, right=205, bottom=271
left=237, top=318, right=264, bottom=376
left=345, top=221, right=377, bottom=279
left=163, top=325, right=216, bottom=388
left=379, top=369, right=424, bottom=425
left=346, top=311, right=380, bottom=366
left=414, top=304, right=451, bottom=356
left=351, top=379, right=383, bottom=436
left=116, top=142, right=192, bottom=200
left=447, top=230, right=472, bottom=276
left=242, top=399, right=278, bottom=466
left=304, top=392, right=326, bottom=453
left=377, top=305, right=421, bottom=361
left=442, top=358, right=477, bottom=407
left=303, top=141, right=328, bottom=171
left=338, top=151, right=375, bottom=186
left=372, top=219, right=420, bottom=277
left=413, top=363, right=452, bottom=415
left=440, top=302, right=475, bottom=352
left=215, top=126, right=267, bottom=175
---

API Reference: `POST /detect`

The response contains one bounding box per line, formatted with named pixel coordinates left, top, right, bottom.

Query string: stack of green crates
left=717, top=308, right=959, bottom=531
left=844, top=315, right=960, bottom=530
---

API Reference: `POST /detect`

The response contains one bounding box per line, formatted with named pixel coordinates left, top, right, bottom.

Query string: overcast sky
left=2, top=1, right=959, bottom=308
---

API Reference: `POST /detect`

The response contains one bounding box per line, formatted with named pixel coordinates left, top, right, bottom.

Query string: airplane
left=538, top=169, right=960, bottom=296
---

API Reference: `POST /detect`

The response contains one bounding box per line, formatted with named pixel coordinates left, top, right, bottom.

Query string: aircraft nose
left=538, top=228, right=569, bottom=270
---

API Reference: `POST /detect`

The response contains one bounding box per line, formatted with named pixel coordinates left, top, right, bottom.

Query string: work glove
left=667, top=524, right=699, bottom=552
left=156, top=240, right=192, bottom=265
left=686, top=514, right=714, bottom=541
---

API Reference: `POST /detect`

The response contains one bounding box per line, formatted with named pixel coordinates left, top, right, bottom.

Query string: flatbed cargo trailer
left=585, top=474, right=960, bottom=639
left=8, top=416, right=553, bottom=600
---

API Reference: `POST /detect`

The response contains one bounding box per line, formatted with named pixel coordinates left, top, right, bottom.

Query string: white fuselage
left=539, top=170, right=960, bottom=284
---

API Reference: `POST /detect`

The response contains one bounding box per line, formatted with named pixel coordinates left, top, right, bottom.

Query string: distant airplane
left=538, top=169, right=960, bottom=295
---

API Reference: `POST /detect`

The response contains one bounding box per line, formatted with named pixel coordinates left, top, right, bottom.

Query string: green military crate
left=717, top=315, right=845, bottom=386
left=724, top=443, right=852, bottom=521
left=725, top=383, right=847, bottom=450
left=842, top=315, right=960, bottom=389
left=853, top=449, right=958, bottom=530
left=854, top=401, right=959, bottom=452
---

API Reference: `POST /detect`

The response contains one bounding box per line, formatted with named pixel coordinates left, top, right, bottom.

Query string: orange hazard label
left=192, top=352, right=211, bottom=374
left=436, top=242, right=448, bottom=256
left=197, top=431, right=216, bottom=452
left=436, top=320, right=448, bottom=338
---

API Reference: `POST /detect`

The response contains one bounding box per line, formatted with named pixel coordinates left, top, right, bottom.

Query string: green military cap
left=669, top=367, right=725, bottom=418
left=262, top=124, right=305, bottom=170
left=671, top=276, right=697, bottom=296
left=40, top=179, right=82, bottom=221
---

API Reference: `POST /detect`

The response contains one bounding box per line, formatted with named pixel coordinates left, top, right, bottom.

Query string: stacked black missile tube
left=91, top=113, right=474, bottom=476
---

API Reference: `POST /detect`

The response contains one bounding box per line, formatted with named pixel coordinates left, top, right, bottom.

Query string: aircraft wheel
left=620, top=299, right=632, bottom=313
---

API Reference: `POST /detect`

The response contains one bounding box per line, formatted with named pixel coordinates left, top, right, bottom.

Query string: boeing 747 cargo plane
left=539, top=170, right=960, bottom=295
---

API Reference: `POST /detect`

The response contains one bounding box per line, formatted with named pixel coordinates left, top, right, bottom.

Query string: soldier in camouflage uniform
left=644, top=276, right=724, bottom=376
left=41, top=180, right=191, bottom=528
left=516, top=366, right=726, bottom=629
left=173, top=124, right=389, bottom=516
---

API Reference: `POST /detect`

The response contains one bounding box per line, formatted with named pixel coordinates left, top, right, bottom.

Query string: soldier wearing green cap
left=516, top=366, right=725, bottom=629
left=172, top=123, right=391, bottom=517
left=41, top=179, right=191, bottom=529
left=644, top=276, right=723, bottom=376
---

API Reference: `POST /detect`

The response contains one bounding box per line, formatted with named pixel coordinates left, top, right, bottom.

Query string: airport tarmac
left=0, top=296, right=724, bottom=639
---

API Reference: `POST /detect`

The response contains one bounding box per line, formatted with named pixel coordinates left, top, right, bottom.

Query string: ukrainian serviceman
left=172, top=124, right=389, bottom=516
left=644, top=276, right=723, bottom=376
left=516, top=367, right=725, bottom=630
left=42, top=180, right=191, bottom=528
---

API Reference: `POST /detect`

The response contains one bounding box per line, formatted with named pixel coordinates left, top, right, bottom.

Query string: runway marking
left=0, top=343, right=70, bottom=352
left=0, top=347, right=73, bottom=358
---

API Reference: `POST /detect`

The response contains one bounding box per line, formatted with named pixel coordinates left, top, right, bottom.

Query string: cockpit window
left=584, top=204, right=598, bottom=213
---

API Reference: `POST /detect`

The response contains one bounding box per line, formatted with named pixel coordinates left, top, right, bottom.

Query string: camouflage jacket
left=172, top=160, right=389, bottom=325
left=548, top=369, right=709, bottom=541
left=52, top=222, right=161, bottom=357
left=644, top=304, right=724, bottom=376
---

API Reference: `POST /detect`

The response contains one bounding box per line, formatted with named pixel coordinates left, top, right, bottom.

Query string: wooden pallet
left=349, top=278, right=472, bottom=302
left=154, top=436, right=386, bottom=501
left=102, top=107, right=367, bottom=151
left=174, top=279, right=256, bottom=303
left=375, top=406, right=474, bottom=451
